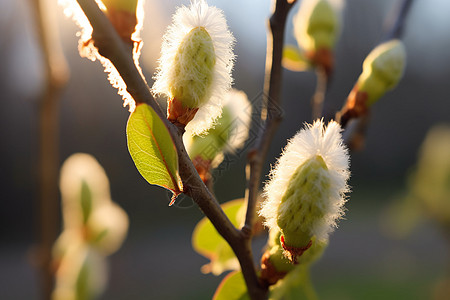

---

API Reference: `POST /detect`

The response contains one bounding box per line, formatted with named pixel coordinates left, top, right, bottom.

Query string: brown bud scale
left=260, top=251, right=288, bottom=286
left=167, top=97, right=199, bottom=128
left=280, top=235, right=312, bottom=264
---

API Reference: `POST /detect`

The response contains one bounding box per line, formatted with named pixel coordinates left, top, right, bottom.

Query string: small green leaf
left=74, top=249, right=107, bottom=300
left=80, top=180, right=92, bottom=224
left=270, top=266, right=318, bottom=300
left=213, top=271, right=249, bottom=300
left=76, top=255, right=90, bottom=300
left=192, top=199, right=245, bottom=275
left=127, top=104, right=182, bottom=199
left=282, top=45, right=310, bottom=72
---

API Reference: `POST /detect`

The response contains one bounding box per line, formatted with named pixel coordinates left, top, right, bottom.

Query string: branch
left=74, top=0, right=266, bottom=298
left=338, top=0, right=414, bottom=148
left=382, top=0, right=414, bottom=42
left=243, top=0, right=296, bottom=237
left=30, top=0, right=69, bottom=298
left=311, top=68, right=328, bottom=120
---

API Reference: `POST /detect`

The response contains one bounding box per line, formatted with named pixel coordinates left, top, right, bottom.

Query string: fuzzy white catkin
left=58, top=0, right=142, bottom=112
left=293, top=0, right=342, bottom=52
left=59, top=153, right=111, bottom=229
left=221, top=89, right=252, bottom=153
left=259, top=119, right=350, bottom=242
left=183, top=88, right=252, bottom=168
left=152, top=0, right=235, bottom=135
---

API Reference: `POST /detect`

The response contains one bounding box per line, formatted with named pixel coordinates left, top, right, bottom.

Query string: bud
left=261, top=230, right=328, bottom=285
left=52, top=243, right=107, bottom=300
left=411, top=125, right=450, bottom=224
left=259, top=120, right=350, bottom=263
left=338, top=39, right=406, bottom=126
left=102, top=0, right=139, bottom=45
left=358, top=39, right=406, bottom=105
left=152, top=0, right=235, bottom=134
left=59, top=153, right=111, bottom=229
left=183, top=89, right=251, bottom=182
left=59, top=153, right=129, bottom=256
left=293, top=0, right=340, bottom=75
left=86, top=203, right=129, bottom=256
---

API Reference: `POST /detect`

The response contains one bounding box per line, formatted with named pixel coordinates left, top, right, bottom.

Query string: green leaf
left=213, top=271, right=249, bottom=300
left=75, top=249, right=107, bottom=300
left=192, top=199, right=245, bottom=275
left=127, top=104, right=182, bottom=200
left=282, top=45, right=310, bottom=72
left=270, top=266, right=318, bottom=300
left=80, top=180, right=92, bottom=224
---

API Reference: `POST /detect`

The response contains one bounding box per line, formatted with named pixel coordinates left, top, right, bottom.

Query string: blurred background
left=1, top=0, right=450, bottom=299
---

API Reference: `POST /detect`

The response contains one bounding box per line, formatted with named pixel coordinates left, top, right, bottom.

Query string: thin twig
left=30, top=0, right=69, bottom=298
left=382, top=0, right=414, bottom=42
left=243, top=0, right=297, bottom=237
left=74, top=0, right=267, bottom=298
left=339, top=0, right=414, bottom=147
left=311, top=68, right=328, bottom=120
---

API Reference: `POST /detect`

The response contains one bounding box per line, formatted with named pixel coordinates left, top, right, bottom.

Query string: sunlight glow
left=58, top=0, right=147, bottom=112
left=132, top=0, right=145, bottom=80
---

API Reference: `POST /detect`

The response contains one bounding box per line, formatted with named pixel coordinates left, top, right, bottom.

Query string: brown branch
left=74, top=0, right=266, bottom=298
left=311, top=68, right=328, bottom=120
left=337, top=0, right=414, bottom=148
left=382, top=0, right=414, bottom=42
left=30, top=0, right=69, bottom=298
left=243, top=0, right=296, bottom=237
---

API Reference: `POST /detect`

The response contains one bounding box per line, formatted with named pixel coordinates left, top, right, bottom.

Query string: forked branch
left=75, top=0, right=266, bottom=298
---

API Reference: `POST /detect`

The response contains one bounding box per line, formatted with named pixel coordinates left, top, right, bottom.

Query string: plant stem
left=30, top=0, right=69, bottom=298
left=241, top=3, right=297, bottom=297
left=74, top=0, right=267, bottom=298
left=382, top=0, right=414, bottom=42
left=311, top=68, right=327, bottom=120
left=243, top=0, right=296, bottom=240
left=339, top=0, right=414, bottom=147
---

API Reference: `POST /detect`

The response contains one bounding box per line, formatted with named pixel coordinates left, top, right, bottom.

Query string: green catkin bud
left=260, top=120, right=350, bottom=263
left=294, top=0, right=339, bottom=52
left=276, top=155, right=330, bottom=260
left=184, top=89, right=251, bottom=182
left=411, top=126, right=450, bottom=224
left=337, top=39, right=406, bottom=126
left=52, top=240, right=107, bottom=300
left=152, top=1, right=235, bottom=134
left=357, top=39, right=407, bottom=105
left=59, top=154, right=111, bottom=230
left=185, top=105, right=232, bottom=161
left=184, top=105, right=232, bottom=182
left=170, top=27, right=216, bottom=109
left=261, top=231, right=328, bottom=286
left=293, top=0, right=339, bottom=75
left=86, top=203, right=129, bottom=256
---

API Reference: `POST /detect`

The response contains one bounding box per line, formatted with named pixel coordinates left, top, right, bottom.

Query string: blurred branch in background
left=29, top=0, right=69, bottom=298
